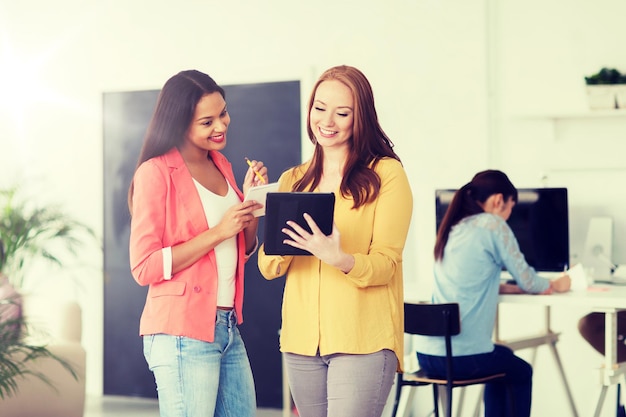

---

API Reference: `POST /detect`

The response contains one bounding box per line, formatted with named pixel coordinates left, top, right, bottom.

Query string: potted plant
left=584, top=67, right=626, bottom=110
left=0, top=184, right=96, bottom=399
left=0, top=185, right=97, bottom=290
left=0, top=286, right=77, bottom=399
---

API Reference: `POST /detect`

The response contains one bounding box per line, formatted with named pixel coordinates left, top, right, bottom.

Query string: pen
left=245, top=157, right=266, bottom=184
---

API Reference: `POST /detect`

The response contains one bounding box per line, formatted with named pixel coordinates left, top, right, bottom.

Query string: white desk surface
left=407, top=283, right=626, bottom=309
left=498, top=283, right=626, bottom=310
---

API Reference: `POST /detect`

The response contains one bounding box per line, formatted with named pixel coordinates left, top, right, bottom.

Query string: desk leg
left=497, top=305, right=579, bottom=417
left=593, top=385, right=609, bottom=417
left=592, top=310, right=620, bottom=417
left=472, top=386, right=484, bottom=417
left=604, top=311, right=618, bottom=383
left=393, top=385, right=416, bottom=417
left=548, top=341, right=579, bottom=417
left=457, top=387, right=466, bottom=417
left=541, top=306, right=579, bottom=417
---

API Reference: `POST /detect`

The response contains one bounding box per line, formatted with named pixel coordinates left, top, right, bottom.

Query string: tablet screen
left=263, top=192, right=335, bottom=256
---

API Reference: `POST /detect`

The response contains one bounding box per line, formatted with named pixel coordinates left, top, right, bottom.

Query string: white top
left=193, top=179, right=239, bottom=307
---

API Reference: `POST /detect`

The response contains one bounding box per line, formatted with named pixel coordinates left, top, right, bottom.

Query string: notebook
left=263, top=192, right=335, bottom=256
left=243, top=182, right=279, bottom=217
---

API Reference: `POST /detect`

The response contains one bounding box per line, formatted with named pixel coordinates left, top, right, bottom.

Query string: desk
left=283, top=286, right=626, bottom=417
left=498, top=285, right=626, bottom=417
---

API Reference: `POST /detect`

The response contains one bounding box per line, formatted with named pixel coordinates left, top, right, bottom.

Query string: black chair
left=391, top=302, right=508, bottom=417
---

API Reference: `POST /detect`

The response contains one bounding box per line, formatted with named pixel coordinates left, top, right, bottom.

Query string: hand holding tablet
left=263, top=192, right=335, bottom=256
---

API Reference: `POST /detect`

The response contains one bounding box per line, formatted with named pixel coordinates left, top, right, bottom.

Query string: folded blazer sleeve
left=129, top=160, right=169, bottom=286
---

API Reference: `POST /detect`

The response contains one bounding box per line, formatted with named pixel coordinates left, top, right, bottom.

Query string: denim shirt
left=415, top=213, right=550, bottom=356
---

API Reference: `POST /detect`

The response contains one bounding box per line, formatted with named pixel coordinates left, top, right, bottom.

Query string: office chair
left=391, top=302, right=508, bottom=417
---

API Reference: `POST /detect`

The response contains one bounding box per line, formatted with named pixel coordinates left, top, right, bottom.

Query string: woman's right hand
left=214, top=200, right=262, bottom=239
left=549, top=274, right=571, bottom=293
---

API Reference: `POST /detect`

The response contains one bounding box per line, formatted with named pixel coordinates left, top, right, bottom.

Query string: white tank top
left=193, top=179, right=238, bottom=307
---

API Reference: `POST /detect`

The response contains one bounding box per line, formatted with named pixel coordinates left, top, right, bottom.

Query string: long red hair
left=292, top=65, right=400, bottom=209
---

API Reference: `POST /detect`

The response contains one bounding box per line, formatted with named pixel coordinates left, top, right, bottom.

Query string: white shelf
left=517, top=109, right=626, bottom=120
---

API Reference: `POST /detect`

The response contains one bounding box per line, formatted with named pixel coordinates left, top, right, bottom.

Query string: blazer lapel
left=209, top=150, right=243, bottom=201
left=165, top=148, right=208, bottom=234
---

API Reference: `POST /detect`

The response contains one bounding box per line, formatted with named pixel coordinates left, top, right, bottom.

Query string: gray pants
left=283, top=349, right=396, bottom=417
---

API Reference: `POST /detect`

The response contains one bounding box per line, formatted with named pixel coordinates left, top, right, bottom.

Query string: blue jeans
left=143, top=310, right=256, bottom=417
left=417, top=344, right=531, bottom=417
left=284, top=349, right=397, bottom=417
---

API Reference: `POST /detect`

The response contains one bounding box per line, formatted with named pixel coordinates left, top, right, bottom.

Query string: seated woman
left=414, top=169, right=571, bottom=417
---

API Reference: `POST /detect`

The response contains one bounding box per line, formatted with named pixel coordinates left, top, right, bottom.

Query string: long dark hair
left=434, top=170, right=518, bottom=261
left=292, top=65, right=400, bottom=209
left=127, top=70, right=225, bottom=213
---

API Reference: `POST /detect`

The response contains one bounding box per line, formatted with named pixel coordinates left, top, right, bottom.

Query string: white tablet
left=243, top=182, right=279, bottom=217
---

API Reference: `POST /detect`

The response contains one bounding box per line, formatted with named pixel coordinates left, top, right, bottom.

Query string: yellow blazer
left=257, top=157, right=413, bottom=370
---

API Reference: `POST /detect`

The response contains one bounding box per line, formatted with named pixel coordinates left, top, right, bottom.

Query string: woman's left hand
left=242, top=159, right=268, bottom=196
left=499, top=283, right=524, bottom=294
left=282, top=213, right=354, bottom=273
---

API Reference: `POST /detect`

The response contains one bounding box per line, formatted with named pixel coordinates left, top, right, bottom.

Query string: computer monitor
left=435, top=187, right=569, bottom=272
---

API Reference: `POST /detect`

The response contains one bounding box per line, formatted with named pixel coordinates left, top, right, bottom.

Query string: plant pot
left=0, top=273, right=23, bottom=339
left=616, top=85, right=626, bottom=109
left=586, top=85, right=619, bottom=110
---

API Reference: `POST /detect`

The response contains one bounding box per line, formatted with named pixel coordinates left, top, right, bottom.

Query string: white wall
left=1, top=0, right=625, bottom=416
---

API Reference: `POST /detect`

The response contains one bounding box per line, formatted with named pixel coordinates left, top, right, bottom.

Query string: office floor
left=84, top=395, right=293, bottom=417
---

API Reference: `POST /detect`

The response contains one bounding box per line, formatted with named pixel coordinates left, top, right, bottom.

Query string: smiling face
left=184, top=92, right=230, bottom=153
left=309, top=80, right=354, bottom=150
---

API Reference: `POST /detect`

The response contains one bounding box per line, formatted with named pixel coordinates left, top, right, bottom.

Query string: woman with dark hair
left=128, top=69, right=267, bottom=417
left=416, top=169, right=571, bottom=417
left=257, top=65, right=413, bottom=417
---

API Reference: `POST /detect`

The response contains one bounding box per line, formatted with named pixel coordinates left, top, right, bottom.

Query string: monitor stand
left=593, top=265, right=626, bottom=285
left=582, top=217, right=614, bottom=281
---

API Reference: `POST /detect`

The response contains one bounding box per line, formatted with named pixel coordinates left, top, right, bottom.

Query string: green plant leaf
left=0, top=185, right=99, bottom=290
left=0, top=310, right=78, bottom=399
left=585, top=67, right=626, bottom=85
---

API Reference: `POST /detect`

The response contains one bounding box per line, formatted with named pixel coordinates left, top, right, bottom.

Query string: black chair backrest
left=404, top=302, right=461, bottom=337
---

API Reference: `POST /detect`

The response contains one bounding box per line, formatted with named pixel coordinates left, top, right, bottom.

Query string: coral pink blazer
left=129, top=147, right=247, bottom=342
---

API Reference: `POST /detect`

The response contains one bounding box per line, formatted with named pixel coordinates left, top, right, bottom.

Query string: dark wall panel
left=103, top=81, right=301, bottom=406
